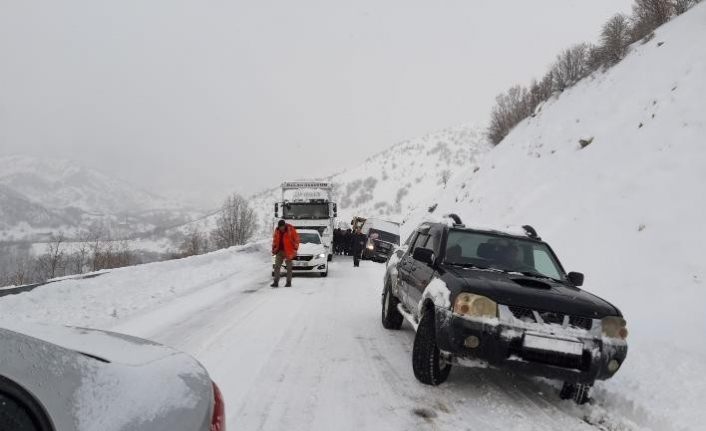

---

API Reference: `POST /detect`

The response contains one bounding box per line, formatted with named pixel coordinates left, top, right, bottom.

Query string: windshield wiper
left=515, top=271, right=562, bottom=283
left=447, top=262, right=496, bottom=271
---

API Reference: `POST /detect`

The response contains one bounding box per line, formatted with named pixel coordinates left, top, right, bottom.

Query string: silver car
left=0, top=323, right=225, bottom=431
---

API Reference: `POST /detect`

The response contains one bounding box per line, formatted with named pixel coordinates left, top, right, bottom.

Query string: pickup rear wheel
left=412, top=307, right=451, bottom=385
left=381, top=280, right=403, bottom=329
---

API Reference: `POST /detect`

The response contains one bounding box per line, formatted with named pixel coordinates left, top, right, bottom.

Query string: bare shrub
left=178, top=228, right=207, bottom=257
left=600, top=14, right=631, bottom=66
left=674, top=0, right=699, bottom=14
left=630, top=0, right=675, bottom=41
left=36, top=233, right=66, bottom=280
left=211, top=194, right=258, bottom=249
left=552, top=44, right=592, bottom=92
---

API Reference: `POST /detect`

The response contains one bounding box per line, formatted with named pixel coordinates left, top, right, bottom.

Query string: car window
left=299, top=232, right=321, bottom=244
left=411, top=233, right=430, bottom=254
left=532, top=249, right=562, bottom=279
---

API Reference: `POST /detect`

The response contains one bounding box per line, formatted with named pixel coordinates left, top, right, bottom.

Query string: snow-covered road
left=103, top=253, right=636, bottom=431
left=1, top=242, right=686, bottom=430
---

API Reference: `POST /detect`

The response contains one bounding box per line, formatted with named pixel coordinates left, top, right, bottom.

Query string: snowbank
left=0, top=241, right=270, bottom=331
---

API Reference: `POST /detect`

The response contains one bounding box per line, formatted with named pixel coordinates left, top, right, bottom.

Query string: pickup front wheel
left=412, top=307, right=451, bottom=385
left=381, top=281, right=403, bottom=330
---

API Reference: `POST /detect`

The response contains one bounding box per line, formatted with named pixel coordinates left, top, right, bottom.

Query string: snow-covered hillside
left=246, top=124, right=489, bottom=230
left=407, top=4, right=706, bottom=429
left=167, top=124, right=489, bottom=240
left=0, top=155, right=198, bottom=241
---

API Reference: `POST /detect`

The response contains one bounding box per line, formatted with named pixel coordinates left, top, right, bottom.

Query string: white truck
left=274, top=181, right=337, bottom=261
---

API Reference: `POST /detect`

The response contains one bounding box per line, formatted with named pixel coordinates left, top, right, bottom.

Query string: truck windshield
left=299, top=232, right=321, bottom=244
left=444, top=230, right=564, bottom=280
left=283, top=203, right=329, bottom=219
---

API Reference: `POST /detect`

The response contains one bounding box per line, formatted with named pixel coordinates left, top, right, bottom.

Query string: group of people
left=333, top=228, right=367, bottom=266
left=271, top=221, right=369, bottom=288
left=332, top=228, right=354, bottom=256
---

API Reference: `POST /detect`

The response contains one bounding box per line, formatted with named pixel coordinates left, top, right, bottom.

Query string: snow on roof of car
left=421, top=214, right=538, bottom=239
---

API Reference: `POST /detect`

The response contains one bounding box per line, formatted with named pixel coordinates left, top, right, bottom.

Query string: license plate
left=293, top=261, right=307, bottom=267
left=523, top=333, right=583, bottom=356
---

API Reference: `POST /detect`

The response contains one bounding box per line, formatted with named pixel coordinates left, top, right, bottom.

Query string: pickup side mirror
left=567, top=272, right=584, bottom=287
left=274, top=203, right=279, bottom=217
left=412, top=247, right=435, bottom=266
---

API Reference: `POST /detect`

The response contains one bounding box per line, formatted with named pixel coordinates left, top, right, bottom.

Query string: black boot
left=270, top=282, right=279, bottom=288
left=285, top=281, right=292, bottom=287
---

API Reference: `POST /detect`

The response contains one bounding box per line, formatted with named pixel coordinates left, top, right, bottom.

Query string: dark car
left=381, top=215, right=628, bottom=404
left=361, top=218, right=401, bottom=263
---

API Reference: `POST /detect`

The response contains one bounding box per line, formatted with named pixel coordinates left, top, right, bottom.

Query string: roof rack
left=522, top=225, right=541, bottom=240
left=444, top=214, right=465, bottom=228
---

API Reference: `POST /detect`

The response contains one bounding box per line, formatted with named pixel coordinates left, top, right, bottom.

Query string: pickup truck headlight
left=317, top=253, right=326, bottom=259
left=602, top=316, right=629, bottom=340
left=453, top=293, right=498, bottom=318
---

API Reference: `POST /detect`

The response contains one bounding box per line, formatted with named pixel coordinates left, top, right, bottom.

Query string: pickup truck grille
left=508, top=306, right=593, bottom=330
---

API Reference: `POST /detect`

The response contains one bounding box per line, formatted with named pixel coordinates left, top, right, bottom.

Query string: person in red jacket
left=271, top=219, right=300, bottom=287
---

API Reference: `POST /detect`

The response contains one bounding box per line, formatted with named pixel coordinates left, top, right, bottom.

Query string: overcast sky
left=0, top=0, right=631, bottom=208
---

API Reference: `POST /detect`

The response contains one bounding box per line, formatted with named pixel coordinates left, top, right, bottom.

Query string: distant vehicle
left=275, top=181, right=337, bottom=262
left=381, top=215, right=628, bottom=404
left=0, top=323, right=225, bottom=431
left=360, top=218, right=401, bottom=262
left=272, top=229, right=329, bottom=277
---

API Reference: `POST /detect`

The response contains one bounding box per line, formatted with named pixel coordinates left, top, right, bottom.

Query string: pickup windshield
left=444, top=230, right=565, bottom=281
left=283, top=203, right=329, bottom=219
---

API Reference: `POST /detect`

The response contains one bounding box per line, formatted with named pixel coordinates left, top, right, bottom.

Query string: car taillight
left=210, top=382, right=226, bottom=431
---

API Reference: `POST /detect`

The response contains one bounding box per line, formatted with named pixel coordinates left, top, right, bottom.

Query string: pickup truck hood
left=444, top=266, right=619, bottom=318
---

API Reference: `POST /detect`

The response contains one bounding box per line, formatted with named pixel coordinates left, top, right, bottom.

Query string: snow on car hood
left=0, top=322, right=213, bottom=431
left=1, top=321, right=178, bottom=365
left=298, top=242, right=326, bottom=255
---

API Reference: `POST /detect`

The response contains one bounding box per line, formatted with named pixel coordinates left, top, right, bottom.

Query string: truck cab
left=275, top=181, right=338, bottom=261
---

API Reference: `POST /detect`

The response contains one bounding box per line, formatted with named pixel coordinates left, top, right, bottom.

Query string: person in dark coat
left=344, top=229, right=352, bottom=256
left=352, top=227, right=366, bottom=267
left=333, top=228, right=342, bottom=255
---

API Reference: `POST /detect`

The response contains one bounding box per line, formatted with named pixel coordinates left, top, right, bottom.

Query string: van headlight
left=602, top=316, right=628, bottom=340
left=453, top=293, right=497, bottom=318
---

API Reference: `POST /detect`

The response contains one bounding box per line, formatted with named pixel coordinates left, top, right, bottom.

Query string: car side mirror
left=274, top=203, right=279, bottom=217
left=567, top=272, right=584, bottom=287
left=412, top=248, right=435, bottom=266
left=333, top=203, right=337, bottom=218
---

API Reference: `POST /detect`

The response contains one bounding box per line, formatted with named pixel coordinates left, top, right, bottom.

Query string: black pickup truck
left=381, top=215, right=628, bottom=404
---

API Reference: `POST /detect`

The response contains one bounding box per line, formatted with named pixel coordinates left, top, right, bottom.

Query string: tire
left=412, top=307, right=451, bottom=385
left=560, top=382, right=591, bottom=405
left=320, top=270, right=328, bottom=277
left=381, top=280, right=403, bottom=330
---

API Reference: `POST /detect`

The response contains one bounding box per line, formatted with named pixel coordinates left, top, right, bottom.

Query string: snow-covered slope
left=0, top=155, right=180, bottom=213
left=407, top=4, right=706, bottom=429
left=0, top=155, right=198, bottom=241
left=168, top=124, right=489, bottom=240
left=246, top=124, right=490, bottom=231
